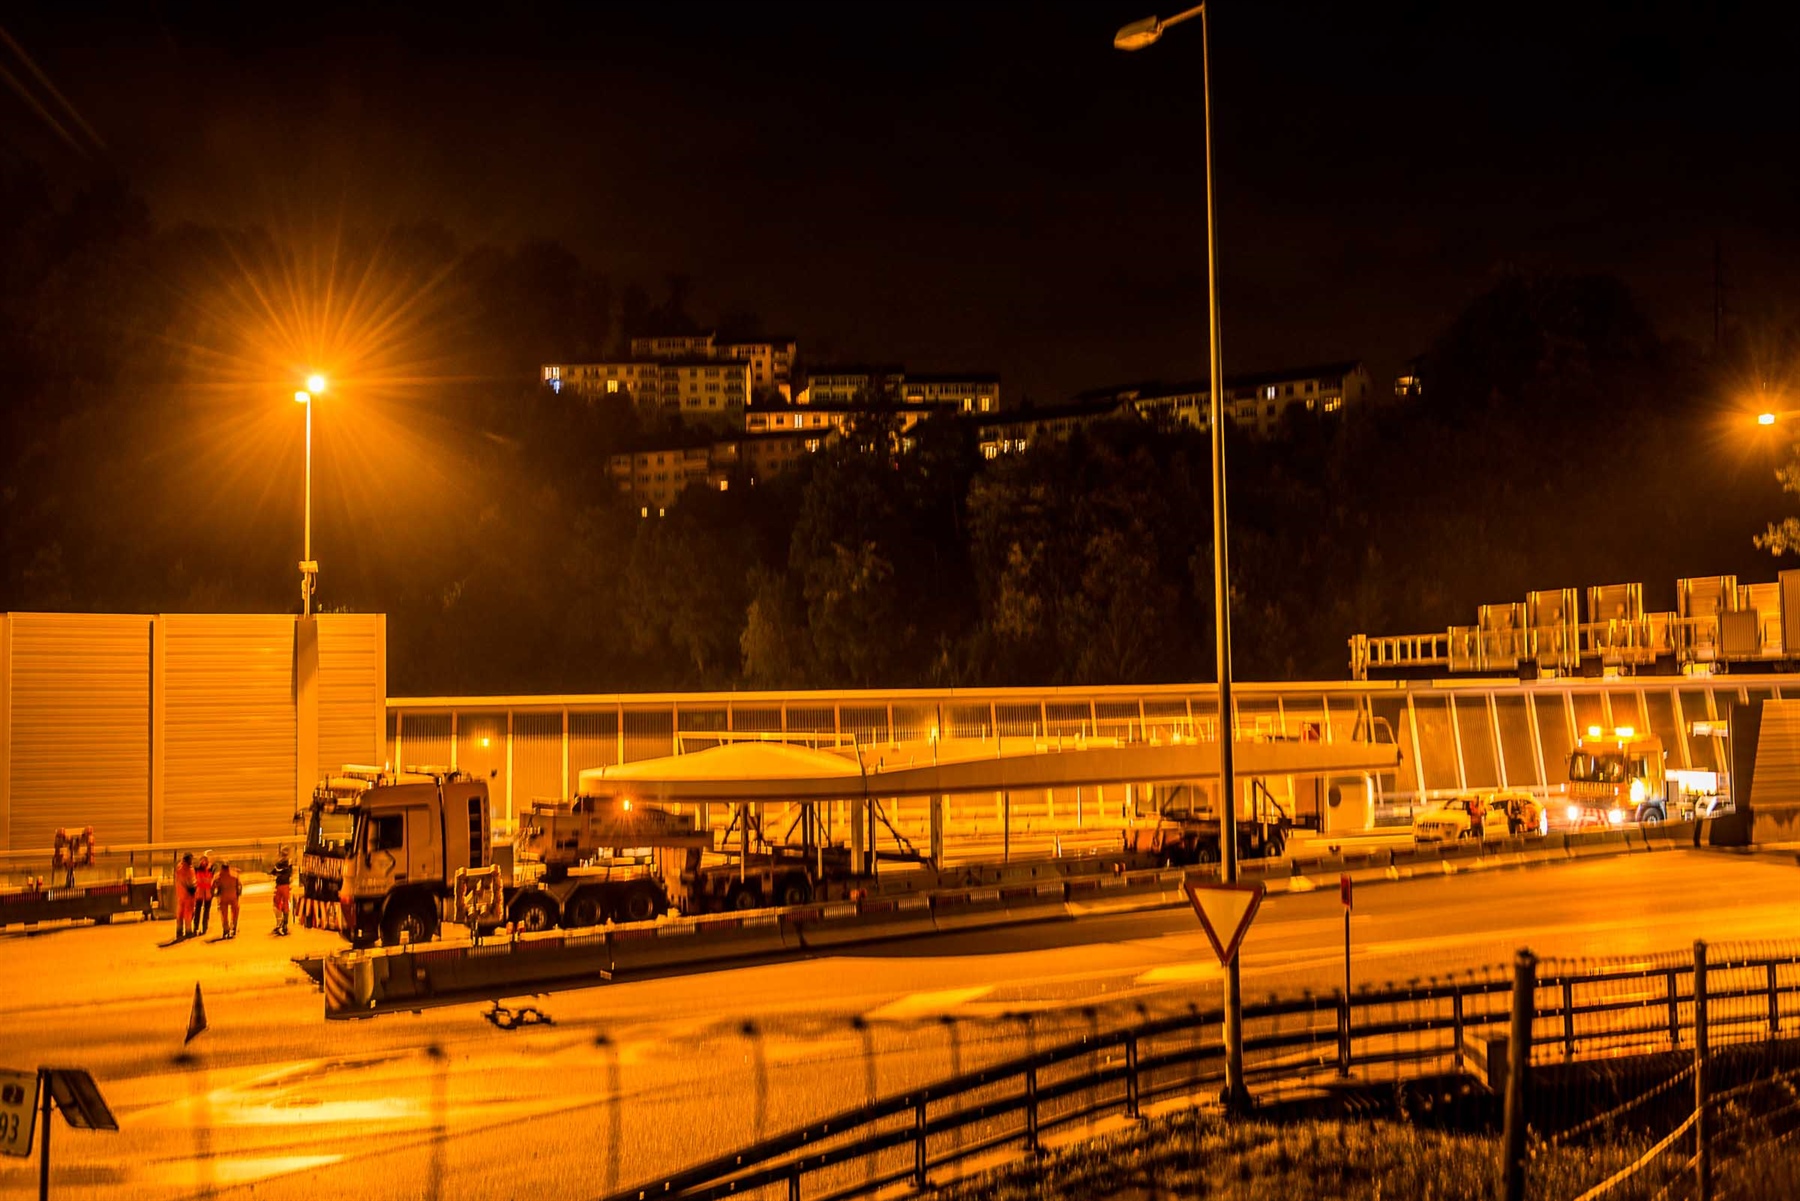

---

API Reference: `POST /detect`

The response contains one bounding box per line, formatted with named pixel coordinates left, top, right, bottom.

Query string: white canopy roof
left=576, top=737, right=1400, bottom=805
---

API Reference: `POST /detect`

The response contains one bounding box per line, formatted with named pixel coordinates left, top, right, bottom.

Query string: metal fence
left=601, top=941, right=1800, bottom=1201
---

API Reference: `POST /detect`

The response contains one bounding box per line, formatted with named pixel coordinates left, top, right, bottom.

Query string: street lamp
left=1115, top=1, right=1248, bottom=1110
left=294, top=375, right=326, bottom=616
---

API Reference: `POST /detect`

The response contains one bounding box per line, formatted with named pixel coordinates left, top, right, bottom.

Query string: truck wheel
left=1636, top=806, right=1665, bottom=826
left=775, top=876, right=812, bottom=907
left=381, top=901, right=438, bottom=947
left=510, top=895, right=558, bottom=933
left=1193, top=843, right=1219, bottom=866
left=616, top=886, right=660, bottom=924
left=726, top=883, right=762, bottom=911
left=565, top=893, right=604, bottom=928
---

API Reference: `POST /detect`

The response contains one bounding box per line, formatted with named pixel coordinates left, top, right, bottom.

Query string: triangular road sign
left=1183, top=880, right=1266, bottom=967
left=185, top=984, right=208, bottom=1045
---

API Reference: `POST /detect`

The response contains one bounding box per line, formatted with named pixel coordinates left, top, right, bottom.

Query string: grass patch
left=934, top=1111, right=1666, bottom=1201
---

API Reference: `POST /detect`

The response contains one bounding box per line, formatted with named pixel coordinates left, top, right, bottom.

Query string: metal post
left=1695, top=940, right=1712, bottom=1201
left=913, top=1098, right=928, bottom=1187
left=1024, top=1067, right=1039, bottom=1153
left=789, top=1167, right=802, bottom=1201
left=1125, top=1035, right=1141, bottom=1118
left=38, top=1069, right=50, bottom=1201
left=1453, top=988, right=1465, bottom=1071
left=1198, top=1, right=1246, bottom=1113
left=1501, top=950, right=1536, bottom=1201
left=1336, top=988, right=1351, bottom=1077
left=1668, top=967, right=1681, bottom=1049
left=1769, top=961, right=1781, bottom=1036
left=1561, top=979, right=1575, bottom=1059
left=301, top=389, right=313, bottom=617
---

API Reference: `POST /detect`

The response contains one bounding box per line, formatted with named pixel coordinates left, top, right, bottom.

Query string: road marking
left=865, top=987, right=994, bottom=1021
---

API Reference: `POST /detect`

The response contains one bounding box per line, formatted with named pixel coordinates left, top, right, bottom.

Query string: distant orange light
left=306, top=373, right=328, bottom=394
left=294, top=390, right=311, bottom=404
left=1760, top=413, right=1777, bottom=426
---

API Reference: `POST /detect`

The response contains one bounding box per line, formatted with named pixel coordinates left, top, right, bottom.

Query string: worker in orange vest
left=214, top=861, right=242, bottom=939
left=194, top=853, right=215, bottom=936
left=173, top=852, right=197, bottom=940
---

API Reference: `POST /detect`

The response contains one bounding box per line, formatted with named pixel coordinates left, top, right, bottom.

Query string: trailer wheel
left=510, top=895, right=558, bottom=933
left=381, top=900, right=438, bottom=947
left=565, top=892, right=604, bottom=929
left=775, top=875, right=812, bottom=907
left=1193, top=843, right=1219, bottom=866
left=726, top=883, right=762, bottom=911
left=616, top=885, right=661, bottom=924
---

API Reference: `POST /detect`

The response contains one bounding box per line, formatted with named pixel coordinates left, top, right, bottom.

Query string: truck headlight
left=1607, top=808, right=1626, bottom=826
left=1566, top=806, right=1582, bottom=823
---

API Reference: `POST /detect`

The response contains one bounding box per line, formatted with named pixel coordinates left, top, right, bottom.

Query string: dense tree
left=1, top=179, right=1786, bottom=693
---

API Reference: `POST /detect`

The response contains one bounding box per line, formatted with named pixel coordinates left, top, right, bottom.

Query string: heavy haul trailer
left=299, top=767, right=710, bottom=947
left=666, top=798, right=927, bottom=912
left=1350, top=570, right=1800, bottom=680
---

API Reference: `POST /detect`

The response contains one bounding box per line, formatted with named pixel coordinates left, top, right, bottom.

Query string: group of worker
left=170, top=845, right=293, bottom=939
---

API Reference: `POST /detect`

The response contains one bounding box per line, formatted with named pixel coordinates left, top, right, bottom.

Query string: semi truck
left=299, top=766, right=710, bottom=947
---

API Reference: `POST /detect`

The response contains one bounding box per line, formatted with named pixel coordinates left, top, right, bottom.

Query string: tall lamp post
left=293, top=373, right=327, bottom=616
left=1115, top=2, right=1248, bottom=1109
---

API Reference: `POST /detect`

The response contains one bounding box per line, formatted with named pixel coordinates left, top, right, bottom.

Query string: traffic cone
left=185, top=983, right=208, bottom=1044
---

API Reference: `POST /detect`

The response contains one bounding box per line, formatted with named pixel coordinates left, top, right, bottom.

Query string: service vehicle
left=1483, top=789, right=1549, bottom=837
left=1563, top=727, right=1674, bottom=827
left=299, top=765, right=710, bottom=947
left=1411, top=795, right=1511, bottom=844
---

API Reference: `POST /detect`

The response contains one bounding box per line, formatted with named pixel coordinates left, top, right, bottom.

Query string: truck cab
left=301, top=765, right=490, bottom=947
left=1565, top=728, right=1670, bottom=826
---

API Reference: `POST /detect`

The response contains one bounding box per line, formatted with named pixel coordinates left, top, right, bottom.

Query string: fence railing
left=602, top=942, right=1800, bottom=1201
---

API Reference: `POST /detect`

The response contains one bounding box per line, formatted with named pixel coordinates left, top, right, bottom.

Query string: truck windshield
left=306, top=807, right=357, bottom=856
left=1568, top=753, right=1627, bottom=783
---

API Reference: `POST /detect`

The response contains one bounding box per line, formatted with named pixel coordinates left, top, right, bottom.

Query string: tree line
left=2, top=168, right=1792, bottom=695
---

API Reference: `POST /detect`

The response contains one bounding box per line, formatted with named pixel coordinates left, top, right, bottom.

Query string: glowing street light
left=1761, top=413, right=1778, bottom=425
left=1115, top=0, right=1248, bottom=1112
left=295, top=374, right=327, bottom=617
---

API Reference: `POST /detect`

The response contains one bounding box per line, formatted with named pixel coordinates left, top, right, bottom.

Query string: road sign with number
left=1183, top=880, right=1266, bottom=967
left=0, top=1068, right=38, bottom=1158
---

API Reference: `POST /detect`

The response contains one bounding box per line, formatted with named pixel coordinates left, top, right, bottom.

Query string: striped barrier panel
left=999, top=881, right=1069, bottom=923
left=844, top=895, right=937, bottom=943
left=782, top=901, right=868, bottom=949
left=928, top=887, right=1009, bottom=932
left=607, top=914, right=788, bottom=975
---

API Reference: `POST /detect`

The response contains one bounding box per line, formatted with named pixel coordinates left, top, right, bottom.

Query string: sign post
left=3, top=1066, right=118, bottom=1200
left=1339, top=873, right=1353, bottom=1076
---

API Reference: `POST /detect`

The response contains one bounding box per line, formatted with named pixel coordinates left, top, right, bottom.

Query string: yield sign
left=1183, top=880, right=1266, bottom=967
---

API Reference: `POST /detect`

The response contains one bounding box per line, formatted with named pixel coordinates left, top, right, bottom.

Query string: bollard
left=1695, top=941, right=1711, bottom=1201
left=1501, top=949, right=1536, bottom=1201
left=1336, top=988, right=1351, bottom=1077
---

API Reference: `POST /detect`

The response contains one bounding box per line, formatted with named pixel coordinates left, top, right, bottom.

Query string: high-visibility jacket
left=195, top=866, right=214, bottom=900
left=214, top=869, right=241, bottom=904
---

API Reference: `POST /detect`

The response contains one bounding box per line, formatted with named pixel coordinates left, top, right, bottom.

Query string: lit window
left=607, top=379, right=619, bottom=394
left=1265, top=385, right=1276, bottom=400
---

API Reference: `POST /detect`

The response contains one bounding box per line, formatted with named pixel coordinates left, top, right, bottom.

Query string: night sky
left=6, top=1, right=1797, bottom=405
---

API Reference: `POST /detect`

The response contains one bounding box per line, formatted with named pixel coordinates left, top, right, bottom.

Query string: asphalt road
left=2, top=851, right=1797, bottom=1200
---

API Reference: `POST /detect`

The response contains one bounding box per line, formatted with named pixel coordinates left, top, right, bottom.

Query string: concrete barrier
left=999, top=882, right=1069, bottom=924
left=784, top=901, right=866, bottom=949
left=929, top=887, right=1010, bottom=932
left=848, top=895, right=937, bottom=942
